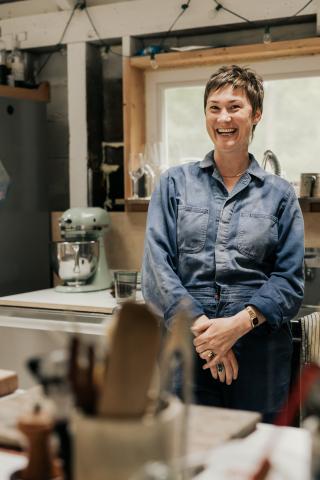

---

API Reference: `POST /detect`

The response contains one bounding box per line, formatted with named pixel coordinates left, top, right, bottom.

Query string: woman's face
left=205, top=85, right=261, bottom=155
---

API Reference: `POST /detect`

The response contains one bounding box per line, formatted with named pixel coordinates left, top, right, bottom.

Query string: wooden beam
left=130, top=37, right=320, bottom=70
left=123, top=57, right=146, bottom=202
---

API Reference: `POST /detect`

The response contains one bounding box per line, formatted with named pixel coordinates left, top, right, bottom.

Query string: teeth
left=217, top=128, right=236, bottom=133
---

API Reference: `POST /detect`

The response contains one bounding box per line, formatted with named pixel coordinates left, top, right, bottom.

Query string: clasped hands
left=191, top=314, right=240, bottom=385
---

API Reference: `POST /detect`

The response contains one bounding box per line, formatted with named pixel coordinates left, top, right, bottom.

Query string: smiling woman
left=142, top=64, right=305, bottom=422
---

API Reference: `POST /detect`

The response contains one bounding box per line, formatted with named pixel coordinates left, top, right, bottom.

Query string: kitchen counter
left=0, top=289, right=119, bottom=388
left=0, top=288, right=119, bottom=314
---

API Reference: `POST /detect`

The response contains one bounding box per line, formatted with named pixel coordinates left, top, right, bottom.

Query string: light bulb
left=150, top=53, right=159, bottom=70
left=100, top=46, right=109, bottom=60
left=263, top=26, right=272, bottom=44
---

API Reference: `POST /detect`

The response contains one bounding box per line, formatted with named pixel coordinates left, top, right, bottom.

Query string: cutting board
left=0, top=288, right=119, bottom=314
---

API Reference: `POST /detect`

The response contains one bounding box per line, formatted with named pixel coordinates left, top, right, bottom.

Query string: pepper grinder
left=12, top=404, right=62, bottom=480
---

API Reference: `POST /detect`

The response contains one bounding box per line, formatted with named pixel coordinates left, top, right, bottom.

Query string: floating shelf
left=0, top=82, right=50, bottom=103
left=130, top=37, right=320, bottom=71
left=125, top=198, right=149, bottom=212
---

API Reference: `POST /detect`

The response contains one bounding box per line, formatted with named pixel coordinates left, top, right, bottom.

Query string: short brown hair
left=204, top=64, right=264, bottom=118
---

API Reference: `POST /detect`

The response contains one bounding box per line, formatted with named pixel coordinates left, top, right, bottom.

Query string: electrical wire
left=36, top=2, right=80, bottom=77
left=293, top=0, right=313, bottom=16
left=212, top=0, right=313, bottom=24
left=84, top=1, right=192, bottom=59
left=83, top=1, right=192, bottom=60
left=36, top=0, right=315, bottom=73
left=212, top=0, right=252, bottom=24
left=83, top=7, right=131, bottom=58
left=159, top=1, right=192, bottom=50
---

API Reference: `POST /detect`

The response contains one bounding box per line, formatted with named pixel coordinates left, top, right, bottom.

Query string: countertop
left=0, top=288, right=118, bottom=314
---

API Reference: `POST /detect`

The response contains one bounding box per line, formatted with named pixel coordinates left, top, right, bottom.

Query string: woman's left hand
left=193, top=315, right=243, bottom=358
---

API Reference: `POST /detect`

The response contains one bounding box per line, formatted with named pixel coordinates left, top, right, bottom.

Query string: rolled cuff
left=163, top=297, right=205, bottom=327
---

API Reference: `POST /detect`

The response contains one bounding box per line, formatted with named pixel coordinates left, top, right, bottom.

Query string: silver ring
left=217, top=363, right=224, bottom=373
left=207, top=350, right=215, bottom=361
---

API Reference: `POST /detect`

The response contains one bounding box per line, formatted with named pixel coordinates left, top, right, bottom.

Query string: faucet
left=261, top=149, right=281, bottom=176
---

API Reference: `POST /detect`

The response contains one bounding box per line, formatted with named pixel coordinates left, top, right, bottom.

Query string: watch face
left=252, top=317, right=259, bottom=327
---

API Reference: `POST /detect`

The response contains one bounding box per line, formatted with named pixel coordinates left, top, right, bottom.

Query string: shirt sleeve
left=141, top=171, right=205, bottom=325
left=247, top=187, right=305, bottom=330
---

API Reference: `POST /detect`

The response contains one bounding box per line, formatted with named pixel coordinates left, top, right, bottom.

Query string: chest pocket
left=237, top=212, right=278, bottom=262
left=177, top=205, right=209, bottom=253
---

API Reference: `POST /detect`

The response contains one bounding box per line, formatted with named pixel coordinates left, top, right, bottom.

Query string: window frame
left=145, top=55, right=320, bottom=166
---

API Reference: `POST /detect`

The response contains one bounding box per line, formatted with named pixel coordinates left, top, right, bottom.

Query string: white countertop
left=0, top=288, right=119, bottom=314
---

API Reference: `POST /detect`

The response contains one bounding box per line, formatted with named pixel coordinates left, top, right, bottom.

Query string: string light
left=150, top=52, right=159, bottom=70
left=263, top=26, right=272, bottom=44
left=36, top=1, right=82, bottom=76
left=212, top=0, right=313, bottom=45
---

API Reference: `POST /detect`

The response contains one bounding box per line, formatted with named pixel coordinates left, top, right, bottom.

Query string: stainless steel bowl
left=51, top=241, right=99, bottom=286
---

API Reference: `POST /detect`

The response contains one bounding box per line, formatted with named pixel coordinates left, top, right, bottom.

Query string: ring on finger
left=207, top=350, right=215, bottom=361
left=217, top=363, right=224, bottom=373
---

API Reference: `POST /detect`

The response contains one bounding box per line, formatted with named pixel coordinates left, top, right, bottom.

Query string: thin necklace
left=220, top=168, right=248, bottom=178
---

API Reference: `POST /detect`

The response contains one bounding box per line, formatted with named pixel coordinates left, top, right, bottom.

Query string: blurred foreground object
left=0, top=369, right=18, bottom=397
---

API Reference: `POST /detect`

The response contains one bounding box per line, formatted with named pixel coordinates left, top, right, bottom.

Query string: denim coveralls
left=142, top=151, right=304, bottom=416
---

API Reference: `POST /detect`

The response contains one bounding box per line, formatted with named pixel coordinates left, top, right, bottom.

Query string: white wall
left=0, top=0, right=318, bottom=49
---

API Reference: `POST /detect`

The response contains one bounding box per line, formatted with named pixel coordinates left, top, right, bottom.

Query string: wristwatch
left=246, top=306, right=259, bottom=329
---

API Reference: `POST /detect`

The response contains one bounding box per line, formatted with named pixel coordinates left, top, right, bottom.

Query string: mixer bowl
left=52, top=241, right=99, bottom=286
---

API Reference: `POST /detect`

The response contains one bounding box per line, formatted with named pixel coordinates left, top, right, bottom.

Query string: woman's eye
left=231, top=105, right=240, bottom=110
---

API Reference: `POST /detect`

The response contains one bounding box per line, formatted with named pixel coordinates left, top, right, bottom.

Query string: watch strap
left=246, top=306, right=259, bottom=329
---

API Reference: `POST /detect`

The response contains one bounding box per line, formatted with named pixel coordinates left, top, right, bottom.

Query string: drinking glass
left=128, top=153, right=145, bottom=198
left=114, top=270, right=138, bottom=304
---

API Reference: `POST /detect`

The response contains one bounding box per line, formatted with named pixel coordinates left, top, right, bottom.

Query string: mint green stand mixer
left=52, top=207, right=112, bottom=292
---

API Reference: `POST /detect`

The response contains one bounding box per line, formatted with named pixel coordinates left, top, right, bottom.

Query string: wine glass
left=128, top=153, right=145, bottom=199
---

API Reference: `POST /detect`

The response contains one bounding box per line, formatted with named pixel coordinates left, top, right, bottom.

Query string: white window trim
left=145, top=55, right=320, bottom=164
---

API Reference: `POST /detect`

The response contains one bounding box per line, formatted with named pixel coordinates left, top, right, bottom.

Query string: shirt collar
left=199, top=150, right=267, bottom=181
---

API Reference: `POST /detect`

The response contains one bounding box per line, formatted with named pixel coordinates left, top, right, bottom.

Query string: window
left=146, top=56, right=320, bottom=183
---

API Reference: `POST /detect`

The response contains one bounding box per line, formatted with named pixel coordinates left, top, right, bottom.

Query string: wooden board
left=0, top=387, right=260, bottom=452
left=0, top=299, right=114, bottom=314
left=0, top=289, right=118, bottom=314
left=0, top=82, right=50, bottom=102
left=188, top=405, right=260, bottom=454
left=130, top=37, right=320, bottom=70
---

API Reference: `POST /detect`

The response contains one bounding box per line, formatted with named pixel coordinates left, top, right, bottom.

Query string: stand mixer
left=52, top=207, right=112, bottom=292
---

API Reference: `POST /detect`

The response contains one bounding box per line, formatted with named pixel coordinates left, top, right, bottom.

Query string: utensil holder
left=72, top=395, right=184, bottom=480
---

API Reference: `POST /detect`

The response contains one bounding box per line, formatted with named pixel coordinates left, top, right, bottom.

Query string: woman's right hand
left=203, top=348, right=239, bottom=385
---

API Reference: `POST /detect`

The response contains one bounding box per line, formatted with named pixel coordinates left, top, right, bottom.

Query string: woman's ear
left=253, top=109, right=262, bottom=125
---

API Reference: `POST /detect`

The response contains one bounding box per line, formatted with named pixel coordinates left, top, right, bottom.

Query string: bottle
left=0, top=49, right=7, bottom=85
left=7, top=39, right=26, bottom=87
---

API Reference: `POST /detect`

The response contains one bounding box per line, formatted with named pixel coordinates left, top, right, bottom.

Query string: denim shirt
left=142, top=151, right=304, bottom=329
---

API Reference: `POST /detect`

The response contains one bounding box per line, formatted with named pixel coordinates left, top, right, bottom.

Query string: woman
left=141, top=65, right=304, bottom=422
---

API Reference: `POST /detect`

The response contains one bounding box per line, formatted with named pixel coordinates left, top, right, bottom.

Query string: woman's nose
left=218, top=110, right=231, bottom=122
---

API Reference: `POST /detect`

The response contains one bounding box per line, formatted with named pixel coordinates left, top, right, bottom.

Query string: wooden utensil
left=98, top=301, right=161, bottom=418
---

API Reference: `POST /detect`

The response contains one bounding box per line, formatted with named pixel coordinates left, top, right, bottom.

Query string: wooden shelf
left=125, top=198, right=149, bottom=212
left=130, top=37, right=320, bottom=71
left=0, top=82, right=50, bottom=103
left=299, top=197, right=320, bottom=212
